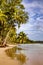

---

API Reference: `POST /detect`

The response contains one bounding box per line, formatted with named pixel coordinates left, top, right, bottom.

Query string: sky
left=17, top=0, right=43, bottom=41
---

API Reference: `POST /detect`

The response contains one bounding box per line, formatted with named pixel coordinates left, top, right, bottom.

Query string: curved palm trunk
left=2, top=27, right=12, bottom=46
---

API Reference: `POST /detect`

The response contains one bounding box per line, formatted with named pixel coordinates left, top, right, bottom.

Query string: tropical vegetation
left=0, top=0, right=28, bottom=46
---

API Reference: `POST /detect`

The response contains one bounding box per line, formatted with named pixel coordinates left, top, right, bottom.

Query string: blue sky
left=17, top=0, right=43, bottom=41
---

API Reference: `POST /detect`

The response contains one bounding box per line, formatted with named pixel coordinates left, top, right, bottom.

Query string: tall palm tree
left=0, top=9, right=7, bottom=45
left=0, top=0, right=28, bottom=46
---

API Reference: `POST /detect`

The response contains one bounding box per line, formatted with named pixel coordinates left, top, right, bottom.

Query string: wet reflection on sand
left=5, top=44, right=43, bottom=65
left=5, top=46, right=27, bottom=65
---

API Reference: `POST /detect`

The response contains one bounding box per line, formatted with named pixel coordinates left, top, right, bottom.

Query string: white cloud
left=24, top=1, right=43, bottom=40
left=37, top=16, right=43, bottom=22
left=17, top=0, right=43, bottom=40
left=22, top=1, right=43, bottom=9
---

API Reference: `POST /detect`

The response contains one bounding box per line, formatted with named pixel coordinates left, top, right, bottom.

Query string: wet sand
left=0, top=44, right=43, bottom=65
left=0, top=45, right=20, bottom=65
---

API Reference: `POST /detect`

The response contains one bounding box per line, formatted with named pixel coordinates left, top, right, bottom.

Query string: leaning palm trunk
left=2, top=27, right=12, bottom=46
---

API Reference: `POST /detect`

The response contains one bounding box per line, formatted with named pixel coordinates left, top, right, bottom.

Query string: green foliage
left=16, top=32, right=29, bottom=44
left=6, top=28, right=17, bottom=44
left=6, top=31, right=32, bottom=44
left=0, top=0, right=28, bottom=45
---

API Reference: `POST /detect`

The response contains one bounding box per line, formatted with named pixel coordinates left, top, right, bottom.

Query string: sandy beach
left=0, top=44, right=43, bottom=65
left=0, top=45, right=21, bottom=65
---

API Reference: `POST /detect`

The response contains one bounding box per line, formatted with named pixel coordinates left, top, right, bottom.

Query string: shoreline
left=0, top=44, right=21, bottom=65
left=0, top=44, right=43, bottom=65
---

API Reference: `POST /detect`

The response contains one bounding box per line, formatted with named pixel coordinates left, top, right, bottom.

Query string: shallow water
left=18, top=44, right=43, bottom=65
left=5, top=44, right=43, bottom=65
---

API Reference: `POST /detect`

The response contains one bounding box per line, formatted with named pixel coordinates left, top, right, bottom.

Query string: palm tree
left=17, top=32, right=29, bottom=44
left=0, top=0, right=28, bottom=46
left=0, top=9, right=8, bottom=45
